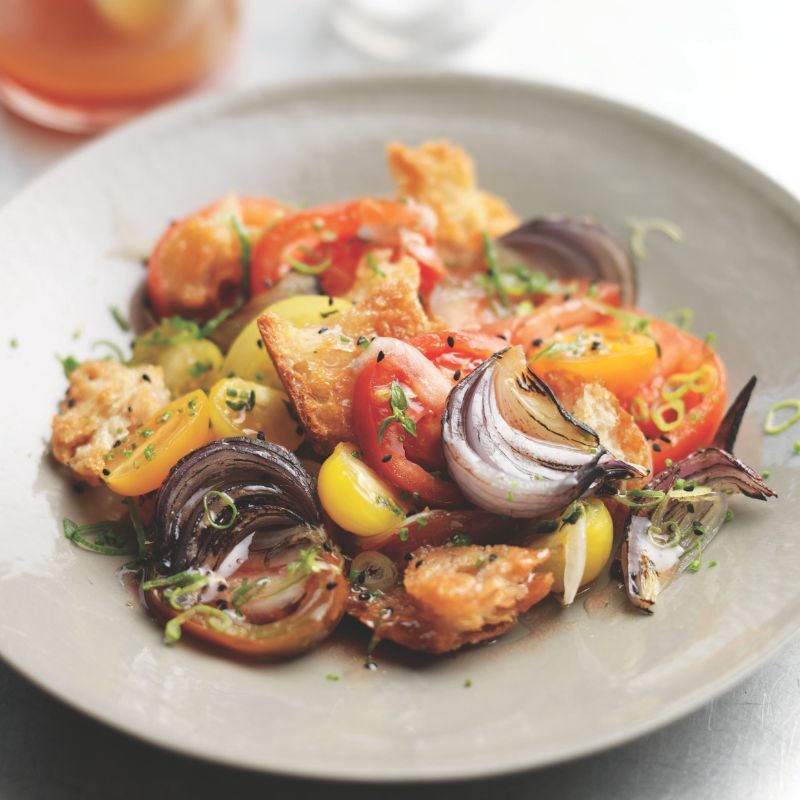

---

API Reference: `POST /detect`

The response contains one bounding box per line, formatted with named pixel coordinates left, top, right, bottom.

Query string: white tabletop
left=2, top=1, right=799, bottom=798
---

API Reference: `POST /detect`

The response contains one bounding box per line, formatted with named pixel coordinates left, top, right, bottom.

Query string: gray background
left=2, top=1, right=799, bottom=797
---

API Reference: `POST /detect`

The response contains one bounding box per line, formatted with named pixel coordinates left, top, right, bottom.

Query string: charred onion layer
left=146, top=438, right=347, bottom=658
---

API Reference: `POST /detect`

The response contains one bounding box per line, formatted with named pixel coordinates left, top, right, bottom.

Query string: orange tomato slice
left=530, top=325, right=658, bottom=400
left=103, top=389, right=210, bottom=496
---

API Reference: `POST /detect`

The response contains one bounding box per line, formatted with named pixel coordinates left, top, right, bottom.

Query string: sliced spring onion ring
left=626, top=217, right=683, bottom=260
left=652, top=398, right=685, bottom=432
left=350, top=551, right=399, bottom=593
left=202, top=490, right=238, bottom=530
left=764, top=399, right=800, bottom=435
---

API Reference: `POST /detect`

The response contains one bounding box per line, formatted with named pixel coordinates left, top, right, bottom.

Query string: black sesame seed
left=326, top=581, right=337, bottom=590
left=296, top=425, right=304, bottom=436
left=652, top=442, right=662, bottom=452
left=127, top=405, right=132, bottom=413
left=415, top=559, right=424, bottom=568
left=660, top=435, right=672, bottom=444
left=327, top=296, right=334, bottom=306
left=318, top=327, right=328, bottom=334
left=216, top=600, right=228, bottom=610
left=453, top=369, right=462, bottom=381
left=447, top=335, right=455, bottom=348
left=217, top=584, right=226, bottom=592
left=358, top=592, right=371, bottom=602
left=322, top=541, right=333, bottom=552
left=497, top=333, right=507, bottom=340
left=532, top=338, right=544, bottom=347
left=381, top=454, right=392, bottom=463
left=102, top=468, right=110, bottom=476
left=489, top=553, right=498, bottom=562
left=256, top=339, right=263, bottom=349
left=377, top=350, right=385, bottom=362
left=687, top=503, right=695, bottom=514
left=113, top=440, right=122, bottom=448
left=590, top=340, right=602, bottom=351
left=256, top=431, right=265, bottom=441
left=67, top=398, right=76, bottom=408
left=404, top=552, right=414, bottom=561
left=142, top=373, right=152, bottom=382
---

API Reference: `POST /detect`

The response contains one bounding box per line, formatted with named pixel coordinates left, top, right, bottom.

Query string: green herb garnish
left=377, top=381, right=418, bottom=442
left=110, top=306, right=130, bottom=332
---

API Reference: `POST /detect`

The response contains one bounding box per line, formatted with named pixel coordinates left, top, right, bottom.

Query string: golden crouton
left=258, top=268, right=429, bottom=455
left=546, top=372, right=652, bottom=482
left=386, top=140, right=520, bottom=253
left=51, top=360, right=171, bottom=484
left=346, top=544, right=553, bottom=653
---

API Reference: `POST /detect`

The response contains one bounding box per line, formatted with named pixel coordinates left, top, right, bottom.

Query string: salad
left=51, top=141, right=776, bottom=661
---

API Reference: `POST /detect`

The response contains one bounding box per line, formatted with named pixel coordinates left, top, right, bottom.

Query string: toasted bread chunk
left=258, top=268, right=429, bottom=455
left=346, top=544, right=553, bottom=653
left=386, top=140, right=520, bottom=251
left=546, top=372, right=652, bottom=482
left=51, top=360, right=170, bottom=484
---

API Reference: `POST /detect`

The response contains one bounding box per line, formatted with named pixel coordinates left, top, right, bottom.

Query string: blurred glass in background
left=330, top=0, right=495, bottom=61
left=0, top=0, right=239, bottom=133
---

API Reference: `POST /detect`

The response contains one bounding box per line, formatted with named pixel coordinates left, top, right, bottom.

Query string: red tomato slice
left=627, top=320, right=727, bottom=472
left=250, top=198, right=446, bottom=298
left=479, top=286, right=621, bottom=343
left=352, top=338, right=463, bottom=507
left=408, top=330, right=507, bottom=382
left=147, top=195, right=289, bottom=321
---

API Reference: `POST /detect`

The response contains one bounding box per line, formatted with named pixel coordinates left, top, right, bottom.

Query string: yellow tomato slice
left=208, top=377, right=303, bottom=450
left=532, top=499, right=613, bottom=593
left=103, top=390, right=209, bottom=496
left=531, top=325, right=658, bottom=399
left=221, top=294, right=352, bottom=387
left=318, top=442, right=411, bottom=537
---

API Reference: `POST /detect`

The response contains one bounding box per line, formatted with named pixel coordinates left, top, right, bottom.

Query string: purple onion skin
left=712, top=375, right=757, bottom=453
left=498, top=216, right=637, bottom=305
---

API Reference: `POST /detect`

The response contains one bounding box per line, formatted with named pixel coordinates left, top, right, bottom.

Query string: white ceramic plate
left=0, top=75, right=798, bottom=782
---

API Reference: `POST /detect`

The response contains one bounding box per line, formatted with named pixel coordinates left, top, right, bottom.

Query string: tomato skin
left=103, top=390, right=210, bottom=497
left=147, top=196, right=288, bottom=321
left=480, top=291, right=619, bottom=344
left=628, top=321, right=727, bottom=472
left=408, top=330, right=507, bottom=381
left=250, top=197, right=446, bottom=298
left=352, top=339, right=463, bottom=507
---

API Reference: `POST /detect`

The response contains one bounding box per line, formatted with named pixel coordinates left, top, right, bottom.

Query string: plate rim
left=1, top=71, right=799, bottom=783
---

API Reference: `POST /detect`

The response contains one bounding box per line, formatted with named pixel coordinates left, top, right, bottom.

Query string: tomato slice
left=147, top=195, right=289, bottom=321
left=250, top=197, right=446, bottom=298
left=529, top=324, right=658, bottom=400
left=480, top=290, right=620, bottom=344
left=352, top=339, right=463, bottom=507
left=408, top=330, right=507, bottom=382
left=627, top=320, right=727, bottom=472
left=103, top=390, right=210, bottom=496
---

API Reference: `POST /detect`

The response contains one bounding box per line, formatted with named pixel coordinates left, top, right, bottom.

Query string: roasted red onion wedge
left=621, top=447, right=775, bottom=612
left=442, top=347, right=645, bottom=518
left=145, top=438, right=347, bottom=658
left=498, top=216, right=637, bottom=305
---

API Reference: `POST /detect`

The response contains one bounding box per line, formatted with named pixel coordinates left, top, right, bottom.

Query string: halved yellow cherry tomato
left=532, top=498, right=613, bottom=593
left=531, top=325, right=658, bottom=400
left=221, top=294, right=352, bottom=387
left=318, top=442, right=411, bottom=537
left=103, top=390, right=210, bottom=496
left=208, top=377, right=303, bottom=451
